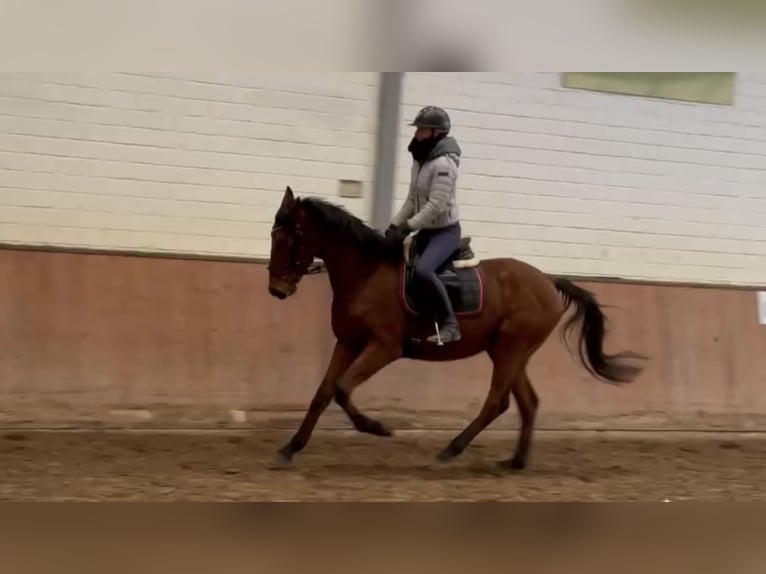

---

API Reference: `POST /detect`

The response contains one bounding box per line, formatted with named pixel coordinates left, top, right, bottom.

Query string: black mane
left=300, top=197, right=403, bottom=263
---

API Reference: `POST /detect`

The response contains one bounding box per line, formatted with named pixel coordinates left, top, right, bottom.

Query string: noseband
left=267, top=223, right=315, bottom=275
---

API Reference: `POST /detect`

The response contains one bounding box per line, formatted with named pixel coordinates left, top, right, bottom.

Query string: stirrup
left=428, top=321, right=461, bottom=346
left=433, top=321, right=443, bottom=346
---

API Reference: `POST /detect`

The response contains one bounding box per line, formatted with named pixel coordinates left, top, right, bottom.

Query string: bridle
left=267, top=223, right=323, bottom=275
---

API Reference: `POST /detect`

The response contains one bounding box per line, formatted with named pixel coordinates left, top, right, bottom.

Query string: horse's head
left=267, top=186, right=319, bottom=300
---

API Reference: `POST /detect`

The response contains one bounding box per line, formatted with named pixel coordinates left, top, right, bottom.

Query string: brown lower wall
left=1, top=247, right=766, bottom=431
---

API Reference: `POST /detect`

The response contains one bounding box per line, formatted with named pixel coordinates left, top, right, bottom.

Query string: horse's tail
left=553, top=277, right=645, bottom=384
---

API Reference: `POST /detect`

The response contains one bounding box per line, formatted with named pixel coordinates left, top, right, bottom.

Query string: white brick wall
left=398, top=73, right=766, bottom=285
left=0, top=73, right=379, bottom=258
left=5, top=72, right=766, bottom=286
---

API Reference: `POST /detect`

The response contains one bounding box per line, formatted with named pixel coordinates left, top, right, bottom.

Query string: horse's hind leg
left=499, top=366, right=539, bottom=470
left=436, top=344, right=524, bottom=462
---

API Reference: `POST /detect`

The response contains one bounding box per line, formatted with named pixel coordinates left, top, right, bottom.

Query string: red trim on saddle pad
left=398, top=261, right=485, bottom=318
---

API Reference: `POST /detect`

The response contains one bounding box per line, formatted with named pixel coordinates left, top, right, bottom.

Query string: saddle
left=400, top=233, right=484, bottom=318
left=404, top=234, right=479, bottom=271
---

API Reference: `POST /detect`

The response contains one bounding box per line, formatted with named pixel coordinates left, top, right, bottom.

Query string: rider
left=386, top=105, right=463, bottom=344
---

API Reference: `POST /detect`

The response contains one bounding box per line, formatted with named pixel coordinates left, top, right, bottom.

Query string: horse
left=267, top=186, right=645, bottom=470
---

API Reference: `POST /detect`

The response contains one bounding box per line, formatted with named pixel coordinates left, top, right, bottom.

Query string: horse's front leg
left=274, top=341, right=354, bottom=466
left=275, top=340, right=398, bottom=465
left=334, top=340, right=400, bottom=438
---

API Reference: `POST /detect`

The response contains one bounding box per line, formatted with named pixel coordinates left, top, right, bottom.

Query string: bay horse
left=267, top=186, right=644, bottom=470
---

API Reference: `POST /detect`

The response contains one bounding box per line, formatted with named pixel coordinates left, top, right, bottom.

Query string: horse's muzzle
left=269, top=286, right=288, bottom=300
left=268, top=278, right=297, bottom=299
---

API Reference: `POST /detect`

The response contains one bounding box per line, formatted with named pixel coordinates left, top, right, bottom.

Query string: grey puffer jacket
left=391, top=136, right=462, bottom=231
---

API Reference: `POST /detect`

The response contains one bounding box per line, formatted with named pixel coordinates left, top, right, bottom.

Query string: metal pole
left=370, top=72, right=404, bottom=230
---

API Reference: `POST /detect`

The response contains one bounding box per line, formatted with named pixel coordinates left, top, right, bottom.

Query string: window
left=561, top=72, right=736, bottom=105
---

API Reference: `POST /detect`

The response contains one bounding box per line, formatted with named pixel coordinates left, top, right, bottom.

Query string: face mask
left=408, top=133, right=444, bottom=163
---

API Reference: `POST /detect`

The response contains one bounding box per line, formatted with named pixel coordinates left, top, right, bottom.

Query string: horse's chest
left=330, top=301, right=366, bottom=338
left=331, top=293, right=395, bottom=339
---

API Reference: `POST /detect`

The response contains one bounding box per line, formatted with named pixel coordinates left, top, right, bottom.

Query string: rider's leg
left=414, top=223, right=462, bottom=344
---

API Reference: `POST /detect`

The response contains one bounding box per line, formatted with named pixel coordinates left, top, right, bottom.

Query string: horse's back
left=476, top=256, right=563, bottom=313
left=478, top=255, right=552, bottom=282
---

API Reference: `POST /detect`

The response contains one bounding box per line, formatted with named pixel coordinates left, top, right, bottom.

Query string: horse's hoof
left=270, top=448, right=294, bottom=470
left=367, top=421, right=393, bottom=437
left=436, top=448, right=457, bottom=463
left=497, top=457, right=526, bottom=471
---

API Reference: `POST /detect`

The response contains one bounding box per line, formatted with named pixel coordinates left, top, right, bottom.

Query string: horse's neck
left=319, top=243, right=373, bottom=297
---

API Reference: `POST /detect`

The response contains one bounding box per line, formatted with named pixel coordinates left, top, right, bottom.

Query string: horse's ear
left=280, top=186, right=296, bottom=210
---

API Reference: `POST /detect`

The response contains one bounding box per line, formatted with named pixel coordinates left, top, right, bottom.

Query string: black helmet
left=409, top=106, right=451, bottom=133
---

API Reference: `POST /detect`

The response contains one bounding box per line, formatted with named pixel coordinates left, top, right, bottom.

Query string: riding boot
left=424, top=275, right=461, bottom=345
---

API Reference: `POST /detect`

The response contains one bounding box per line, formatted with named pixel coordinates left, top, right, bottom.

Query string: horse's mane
left=300, top=197, right=403, bottom=264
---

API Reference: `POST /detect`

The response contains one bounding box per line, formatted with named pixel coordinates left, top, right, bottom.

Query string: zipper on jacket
left=414, top=163, right=423, bottom=213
